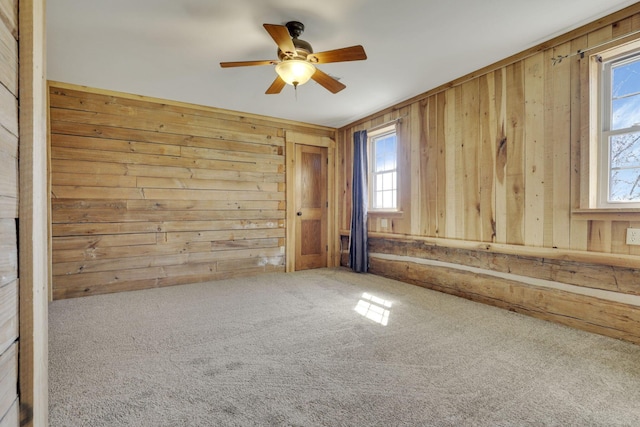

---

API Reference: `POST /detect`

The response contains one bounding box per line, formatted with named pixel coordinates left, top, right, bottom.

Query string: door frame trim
left=285, top=131, right=337, bottom=272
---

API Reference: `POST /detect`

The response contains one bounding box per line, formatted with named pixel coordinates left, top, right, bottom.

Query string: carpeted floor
left=49, top=268, right=640, bottom=426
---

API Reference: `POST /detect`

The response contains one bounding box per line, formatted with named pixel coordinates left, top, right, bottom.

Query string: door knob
left=297, top=212, right=302, bottom=216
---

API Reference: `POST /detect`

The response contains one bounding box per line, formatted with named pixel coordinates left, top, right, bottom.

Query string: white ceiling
left=47, top=0, right=638, bottom=128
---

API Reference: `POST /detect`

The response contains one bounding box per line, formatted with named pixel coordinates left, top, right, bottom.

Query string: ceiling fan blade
left=220, top=60, right=276, bottom=68
left=308, top=45, right=367, bottom=64
left=311, top=68, right=346, bottom=94
left=263, top=24, right=296, bottom=57
left=266, top=76, right=286, bottom=94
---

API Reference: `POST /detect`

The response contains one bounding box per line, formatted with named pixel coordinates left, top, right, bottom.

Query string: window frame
left=597, top=45, right=640, bottom=208
left=368, top=125, right=399, bottom=212
left=581, top=37, right=640, bottom=212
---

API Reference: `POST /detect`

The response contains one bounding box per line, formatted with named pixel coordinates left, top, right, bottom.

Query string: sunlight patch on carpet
left=354, top=292, right=392, bottom=325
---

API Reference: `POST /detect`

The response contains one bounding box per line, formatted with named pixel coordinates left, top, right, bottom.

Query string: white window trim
left=368, top=124, right=398, bottom=212
left=586, top=38, right=640, bottom=210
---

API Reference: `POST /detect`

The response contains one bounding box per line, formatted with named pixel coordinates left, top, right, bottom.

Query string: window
left=369, top=126, right=397, bottom=210
left=594, top=43, right=640, bottom=208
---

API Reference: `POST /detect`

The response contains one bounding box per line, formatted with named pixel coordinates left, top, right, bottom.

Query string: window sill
left=572, top=208, right=640, bottom=220
left=369, top=210, right=404, bottom=216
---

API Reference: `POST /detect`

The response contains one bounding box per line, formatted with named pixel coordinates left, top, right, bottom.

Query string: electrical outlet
left=380, top=219, right=388, bottom=228
left=626, top=228, right=640, bottom=245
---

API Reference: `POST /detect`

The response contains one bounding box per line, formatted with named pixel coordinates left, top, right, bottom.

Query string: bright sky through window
left=370, top=130, right=397, bottom=210
left=608, top=55, right=640, bottom=202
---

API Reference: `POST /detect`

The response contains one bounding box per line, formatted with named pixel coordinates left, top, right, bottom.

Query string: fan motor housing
left=278, top=21, right=313, bottom=61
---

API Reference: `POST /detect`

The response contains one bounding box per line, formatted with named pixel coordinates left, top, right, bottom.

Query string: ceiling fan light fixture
left=275, top=59, right=316, bottom=87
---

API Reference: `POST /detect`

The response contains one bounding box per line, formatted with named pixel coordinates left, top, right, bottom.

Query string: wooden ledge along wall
left=338, top=4, right=640, bottom=345
left=48, top=82, right=335, bottom=299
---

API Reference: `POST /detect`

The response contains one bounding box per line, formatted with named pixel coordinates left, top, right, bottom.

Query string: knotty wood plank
left=0, top=18, right=17, bottom=96
left=419, top=96, right=438, bottom=237
left=0, top=343, right=17, bottom=423
left=50, top=120, right=279, bottom=155
left=461, top=79, right=480, bottom=241
left=0, top=398, right=18, bottom=427
left=505, top=62, right=525, bottom=245
left=217, top=256, right=284, bottom=272
left=0, top=281, right=17, bottom=354
left=570, top=35, right=589, bottom=251
left=52, top=241, right=212, bottom=264
left=550, top=43, right=572, bottom=250
left=0, top=0, right=16, bottom=39
left=444, top=87, right=457, bottom=239
left=494, top=68, right=507, bottom=244
left=523, top=53, right=545, bottom=247
left=51, top=146, right=280, bottom=173
left=435, top=93, right=446, bottom=238
left=211, top=238, right=280, bottom=251
left=52, top=219, right=282, bottom=237
left=53, top=247, right=285, bottom=276
left=0, top=197, right=16, bottom=219
left=611, top=13, right=640, bottom=38
left=51, top=133, right=182, bottom=156
left=136, top=177, right=278, bottom=193
left=52, top=265, right=285, bottom=300
left=53, top=172, right=137, bottom=188
left=52, top=233, right=157, bottom=251
left=51, top=159, right=283, bottom=183
left=0, top=84, right=17, bottom=138
left=0, top=153, right=16, bottom=199
left=0, top=123, right=17, bottom=159
left=0, top=220, right=16, bottom=287
left=164, top=228, right=284, bottom=244
left=52, top=207, right=284, bottom=224
left=478, top=72, right=496, bottom=243
left=178, top=146, right=284, bottom=165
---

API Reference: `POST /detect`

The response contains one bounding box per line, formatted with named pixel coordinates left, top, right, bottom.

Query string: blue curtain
left=349, top=130, right=368, bottom=272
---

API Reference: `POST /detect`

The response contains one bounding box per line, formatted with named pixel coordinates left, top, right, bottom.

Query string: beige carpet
left=49, top=268, right=640, bottom=426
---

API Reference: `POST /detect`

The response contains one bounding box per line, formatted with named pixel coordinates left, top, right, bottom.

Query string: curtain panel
left=349, top=130, right=368, bottom=272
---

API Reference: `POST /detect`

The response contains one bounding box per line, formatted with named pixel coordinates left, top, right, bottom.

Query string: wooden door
left=295, top=145, right=328, bottom=270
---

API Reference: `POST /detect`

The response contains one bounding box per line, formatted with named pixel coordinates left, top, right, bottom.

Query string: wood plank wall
left=49, top=83, right=334, bottom=299
left=0, top=0, right=19, bottom=424
left=337, top=5, right=640, bottom=344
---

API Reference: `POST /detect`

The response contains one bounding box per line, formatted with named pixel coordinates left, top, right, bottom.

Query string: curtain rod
left=552, top=28, right=640, bottom=65
left=367, top=116, right=405, bottom=133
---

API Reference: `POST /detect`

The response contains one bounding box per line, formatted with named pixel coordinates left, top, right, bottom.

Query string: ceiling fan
left=220, top=21, right=367, bottom=94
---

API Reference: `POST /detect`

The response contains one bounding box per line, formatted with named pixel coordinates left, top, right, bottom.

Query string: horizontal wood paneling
left=0, top=344, right=17, bottom=426
left=338, top=7, right=640, bottom=344
left=0, top=4, right=17, bottom=423
left=50, top=82, right=333, bottom=299
left=0, top=281, right=17, bottom=355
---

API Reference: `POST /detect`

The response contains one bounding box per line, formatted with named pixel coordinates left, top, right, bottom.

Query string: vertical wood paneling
left=505, top=62, right=525, bottom=245
left=523, top=53, right=545, bottom=247
left=461, top=79, right=480, bottom=241
left=50, top=83, right=333, bottom=298
left=435, top=92, right=447, bottom=237
left=494, top=68, right=508, bottom=244
left=570, top=35, right=590, bottom=251
left=337, top=6, right=640, bottom=258
left=419, top=96, right=438, bottom=237
left=550, top=43, right=572, bottom=249
left=444, top=87, right=458, bottom=239
left=478, top=72, right=496, bottom=243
